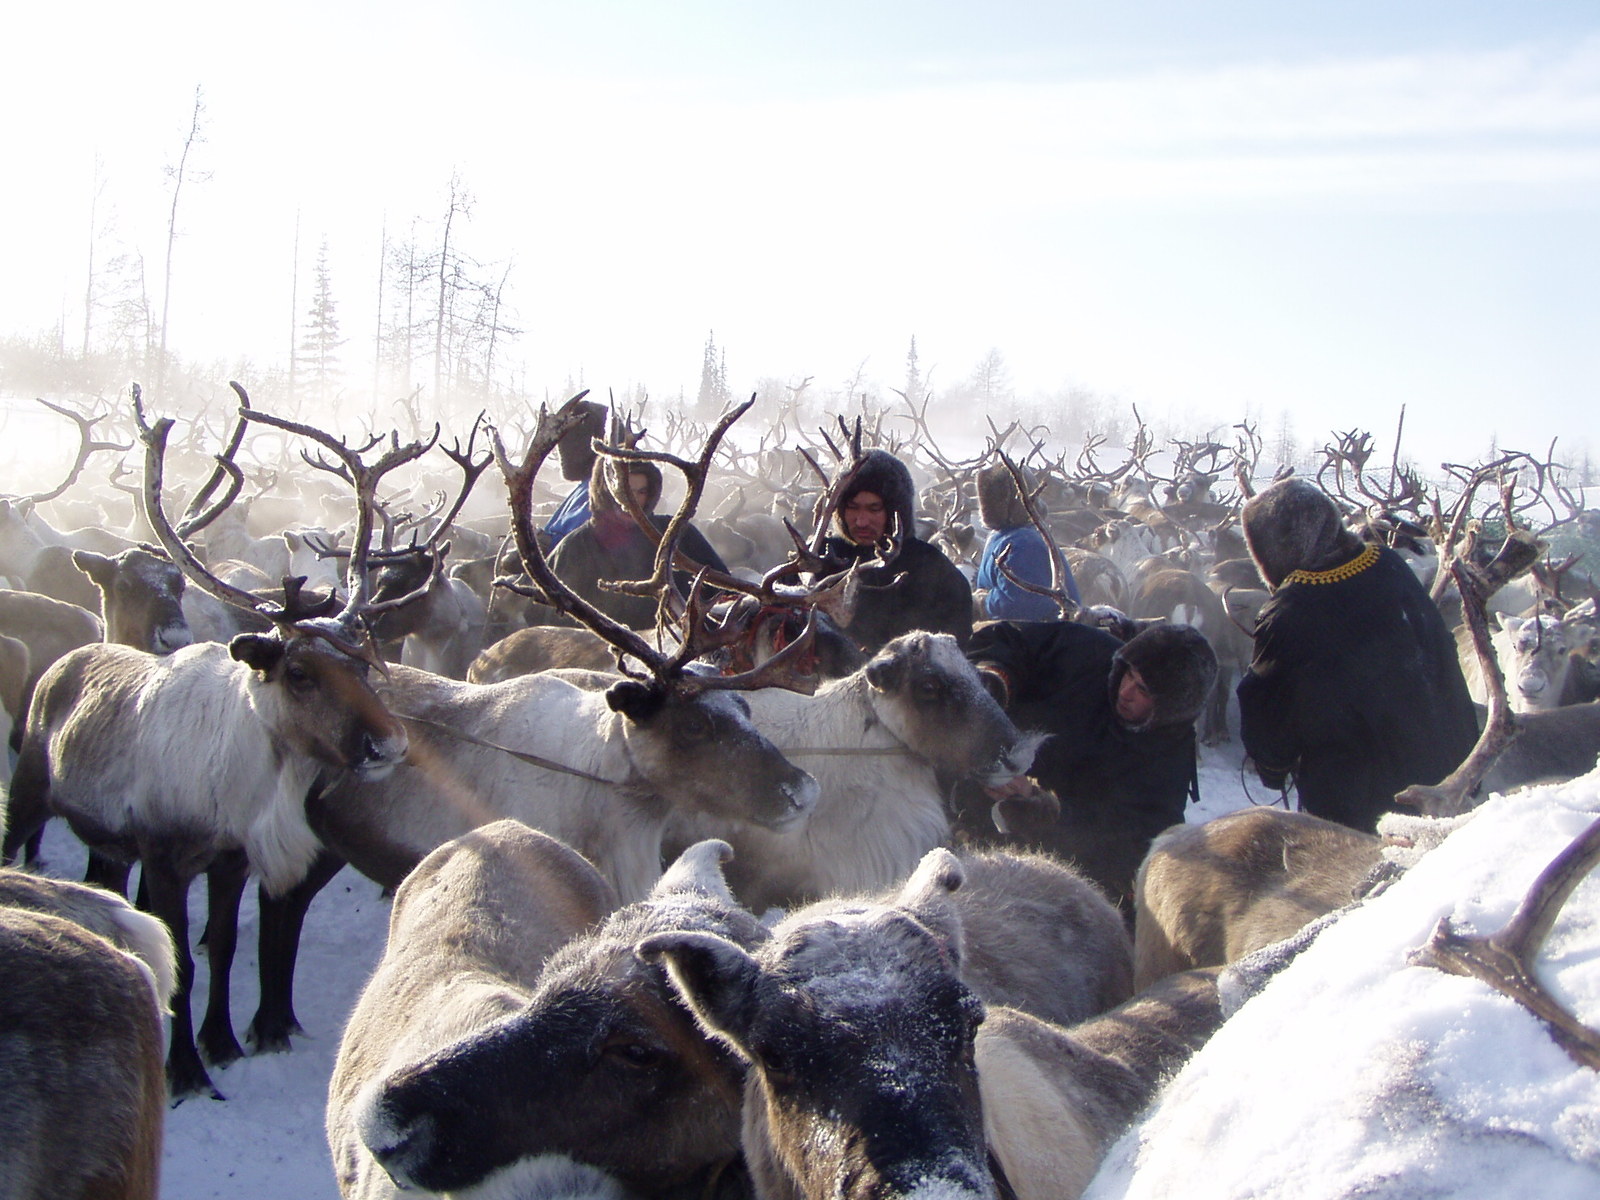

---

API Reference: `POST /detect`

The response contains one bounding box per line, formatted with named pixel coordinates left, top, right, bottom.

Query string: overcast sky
left=3, top=1, right=1596, bottom=466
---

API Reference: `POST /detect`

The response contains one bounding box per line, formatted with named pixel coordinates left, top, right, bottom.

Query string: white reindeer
left=2, top=392, right=423, bottom=1100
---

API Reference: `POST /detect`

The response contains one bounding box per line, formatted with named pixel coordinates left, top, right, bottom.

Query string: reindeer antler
left=20, top=398, right=132, bottom=504
left=492, top=395, right=820, bottom=696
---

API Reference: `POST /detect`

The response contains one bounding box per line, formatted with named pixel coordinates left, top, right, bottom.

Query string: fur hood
left=831, top=450, right=917, bottom=542
left=1243, top=478, right=1364, bottom=590
left=587, top=457, right=663, bottom=518
left=1110, top=623, right=1219, bottom=731
left=976, top=461, right=1038, bottom=532
left=556, top=399, right=609, bottom=483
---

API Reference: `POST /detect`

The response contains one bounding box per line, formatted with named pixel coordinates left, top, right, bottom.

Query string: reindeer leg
left=1409, top=813, right=1600, bottom=1070
left=197, top=849, right=248, bottom=1069
left=83, top=849, right=133, bottom=897
left=248, top=848, right=344, bottom=1053
left=139, top=845, right=221, bottom=1101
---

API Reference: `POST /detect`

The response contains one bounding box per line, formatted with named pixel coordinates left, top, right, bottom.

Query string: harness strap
left=394, top=711, right=622, bottom=786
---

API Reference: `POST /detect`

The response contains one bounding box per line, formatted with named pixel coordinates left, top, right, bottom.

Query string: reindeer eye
left=605, top=1041, right=663, bottom=1070
left=285, top=663, right=314, bottom=690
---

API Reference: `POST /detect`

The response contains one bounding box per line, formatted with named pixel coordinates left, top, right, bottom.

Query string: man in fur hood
left=963, top=619, right=1219, bottom=915
left=973, top=459, right=1080, bottom=621
left=1237, top=477, right=1477, bottom=833
left=541, top=398, right=609, bottom=549
left=544, top=456, right=729, bottom=631
left=824, top=449, right=974, bottom=653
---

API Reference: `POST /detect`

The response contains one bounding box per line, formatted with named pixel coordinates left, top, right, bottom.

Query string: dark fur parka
left=825, top=450, right=974, bottom=652
left=544, top=458, right=729, bottom=630
left=965, top=620, right=1216, bottom=911
left=1237, top=481, right=1478, bottom=833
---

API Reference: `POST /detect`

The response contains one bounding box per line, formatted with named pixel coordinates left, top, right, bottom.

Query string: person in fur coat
left=545, top=457, right=729, bottom=631
left=1236, top=478, right=1478, bottom=833
left=823, top=449, right=974, bottom=653
left=973, top=459, right=1080, bottom=620
left=964, top=619, right=1218, bottom=915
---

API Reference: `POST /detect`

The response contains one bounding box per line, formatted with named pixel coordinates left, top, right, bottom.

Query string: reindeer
left=1, top=385, right=417, bottom=1100
left=227, top=400, right=823, bottom=1060
left=0, top=869, right=176, bottom=1200
left=344, top=837, right=766, bottom=1199
left=643, top=848, right=1223, bottom=1200
left=326, top=820, right=622, bottom=1200
left=352, top=840, right=1137, bottom=1200
left=304, top=398, right=822, bottom=902
left=673, top=629, right=1043, bottom=913
left=1131, top=806, right=1384, bottom=991
left=1093, top=791, right=1600, bottom=1196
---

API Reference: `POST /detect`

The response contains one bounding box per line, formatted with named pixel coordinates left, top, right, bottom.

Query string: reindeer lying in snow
left=349, top=835, right=1135, bottom=1199
left=644, top=848, right=1223, bottom=1200
left=0, top=869, right=176, bottom=1200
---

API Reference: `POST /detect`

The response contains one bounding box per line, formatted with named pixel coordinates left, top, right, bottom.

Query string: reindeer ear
left=71, top=549, right=115, bottom=590
left=896, top=849, right=967, bottom=965
left=638, top=930, right=761, bottom=1058
left=605, top=679, right=666, bottom=721
left=230, top=633, right=285, bottom=674
left=865, top=646, right=907, bottom=693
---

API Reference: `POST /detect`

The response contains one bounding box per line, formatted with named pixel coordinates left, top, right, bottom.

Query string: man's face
left=1115, top=666, right=1156, bottom=725
left=843, top=491, right=889, bottom=545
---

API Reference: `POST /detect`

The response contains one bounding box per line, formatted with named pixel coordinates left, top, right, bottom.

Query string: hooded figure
left=962, top=619, right=1219, bottom=915
left=973, top=461, right=1080, bottom=621
left=544, top=456, right=729, bottom=630
left=542, top=399, right=610, bottom=548
left=824, top=450, right=973, bottom=653
left=1236, top=478, right=1477, bottom=833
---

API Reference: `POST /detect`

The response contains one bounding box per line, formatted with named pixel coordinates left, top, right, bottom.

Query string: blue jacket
left=543, top=482, right=591, bottom=547
left=976, top=526, right=1079, bottom=620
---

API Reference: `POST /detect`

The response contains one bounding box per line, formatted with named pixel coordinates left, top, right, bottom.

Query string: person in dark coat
left=541, top=398, right=609, bottom=548
left=963, top=619, right=1218, bottom=915
left=545, top=457, right=729, bottom=630
left=1236, top=477, right=1478, bottom=833
left=824, top=449, right=974, bottom=653
left=973, top=459, right=1080, bottom=620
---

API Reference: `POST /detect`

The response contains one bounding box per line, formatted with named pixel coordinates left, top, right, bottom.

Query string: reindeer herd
left=1, top=383, right=1598, bottom=1199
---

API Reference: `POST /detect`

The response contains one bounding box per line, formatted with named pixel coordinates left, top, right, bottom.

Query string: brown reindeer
left=643, top=848, right=1223, bottom=1200
left=0, top=869, right=175, bottom=1200
left=1131, top=806, right=1383, bottom=991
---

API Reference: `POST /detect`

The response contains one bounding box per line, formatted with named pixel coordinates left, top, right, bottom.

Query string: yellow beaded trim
left=1280, top=544, right=1379, bottom=587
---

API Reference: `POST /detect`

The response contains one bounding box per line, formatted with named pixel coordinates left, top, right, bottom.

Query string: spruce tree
left=300, top=238, right=345, bottom=403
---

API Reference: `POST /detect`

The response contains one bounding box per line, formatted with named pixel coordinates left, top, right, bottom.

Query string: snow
left=24, top=737, right=1600, bottom=1197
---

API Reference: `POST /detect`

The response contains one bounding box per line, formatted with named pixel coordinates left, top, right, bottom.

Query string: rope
left=394, top=711, right=623, bottom=786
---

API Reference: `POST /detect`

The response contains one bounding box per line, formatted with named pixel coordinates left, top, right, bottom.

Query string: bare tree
left=81, top=152, right=109, bottom=358
left=432, top=171, right=471, bottom=403
left=157, top=85, right=208, bottom=394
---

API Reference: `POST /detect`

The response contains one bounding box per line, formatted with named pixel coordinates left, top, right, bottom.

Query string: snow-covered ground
left=27, top=737, right=1599, bottom=1197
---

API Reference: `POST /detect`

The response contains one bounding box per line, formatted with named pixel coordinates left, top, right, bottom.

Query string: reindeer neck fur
left=707, top=673, right=951, bottom=911
left=768, top=670, right=918, bottom=752
left=40, top=642, right=327, bottom=895
left=367, top=666, right=678, bottom=904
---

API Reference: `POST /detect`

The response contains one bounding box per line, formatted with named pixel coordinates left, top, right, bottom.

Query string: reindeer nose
left=157, top=625, right=194, bottom=653
left=357, top=727, right=410, bottom=778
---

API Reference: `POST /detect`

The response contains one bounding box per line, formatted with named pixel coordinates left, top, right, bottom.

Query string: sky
left=26, top=742, right=1600, bottom=1197
left=2, top=1, right=1597, bottom=468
